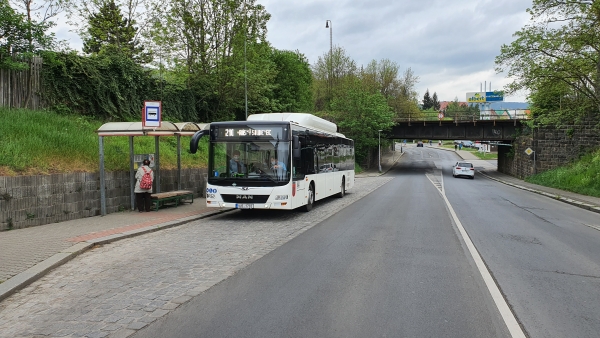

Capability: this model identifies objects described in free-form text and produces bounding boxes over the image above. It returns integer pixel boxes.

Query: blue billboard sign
[466,91,504,103]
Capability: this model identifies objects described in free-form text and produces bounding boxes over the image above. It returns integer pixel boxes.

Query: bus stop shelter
[96,122,209,216]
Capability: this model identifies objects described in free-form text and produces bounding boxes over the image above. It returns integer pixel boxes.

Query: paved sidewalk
[0,199,232,302]
[1,144,599,305]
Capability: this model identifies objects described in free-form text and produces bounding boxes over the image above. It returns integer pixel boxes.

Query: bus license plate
[236,203,254,209]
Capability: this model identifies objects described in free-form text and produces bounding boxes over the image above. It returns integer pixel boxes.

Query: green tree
[360,59,421,120]
[82,0,149,63]
[496,0,600,124]
[312,45,358,111]
[432,92,440,110]
[445,97,479,113]
[1,0,30,70]
[270,49,313,112]
[148,0,272,122]
[422,89,433,110]
[325,78,395,164]
[2,0,54,108]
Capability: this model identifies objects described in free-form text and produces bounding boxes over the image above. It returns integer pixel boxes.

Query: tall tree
[422,89,433,110]
[147,0,272,121]
[432,92,440,110]
[1,0,30,70]
[270,49,313,112]
[82,0,149,63]
[8,0,59,107]
[360,59,420,119]
[496,0,600,124]
[326,77,395,164]
[312,45,357,110]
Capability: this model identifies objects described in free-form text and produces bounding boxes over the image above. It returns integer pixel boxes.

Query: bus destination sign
[226,128,272,137]
[216,125,284,139]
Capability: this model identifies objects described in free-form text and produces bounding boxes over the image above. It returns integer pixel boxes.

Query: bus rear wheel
[303,183,314,212]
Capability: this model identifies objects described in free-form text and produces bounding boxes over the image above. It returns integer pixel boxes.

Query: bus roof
[247,113,340,135]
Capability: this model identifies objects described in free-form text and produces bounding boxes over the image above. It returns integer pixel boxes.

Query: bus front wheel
[303,183,314,212]
[337,177,345,198]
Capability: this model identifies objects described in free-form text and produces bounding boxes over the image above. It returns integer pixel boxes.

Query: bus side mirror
[293,135,301,158]
[190,130,208,154]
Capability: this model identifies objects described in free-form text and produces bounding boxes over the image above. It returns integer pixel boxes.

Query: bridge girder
[387,120,524,141]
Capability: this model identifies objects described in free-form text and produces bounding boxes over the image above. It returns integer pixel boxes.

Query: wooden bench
[150,190,194,211]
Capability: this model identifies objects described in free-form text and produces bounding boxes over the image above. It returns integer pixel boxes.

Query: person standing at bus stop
[135,159,154,212]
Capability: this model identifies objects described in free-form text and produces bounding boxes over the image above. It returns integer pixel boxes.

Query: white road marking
[427,172,527,338]
[584,223,600,232]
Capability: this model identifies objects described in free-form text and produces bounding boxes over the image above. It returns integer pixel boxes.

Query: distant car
[452,162,475,179]
[417,141,423,147]
[454,140,474,148]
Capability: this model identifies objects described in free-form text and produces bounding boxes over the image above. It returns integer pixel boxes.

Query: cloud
[260,0,532,101]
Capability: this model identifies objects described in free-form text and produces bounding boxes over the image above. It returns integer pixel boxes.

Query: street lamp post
[325,20,332,95]
[378,130,382,172]
[244,0,248,120]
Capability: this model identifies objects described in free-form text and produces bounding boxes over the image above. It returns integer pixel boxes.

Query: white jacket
[134,165,154,193]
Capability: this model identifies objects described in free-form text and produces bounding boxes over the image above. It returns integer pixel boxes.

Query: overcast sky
[51,0,532,103]
[258,0,532,103]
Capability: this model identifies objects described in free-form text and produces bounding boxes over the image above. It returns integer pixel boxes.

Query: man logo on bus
[236,195,253,200]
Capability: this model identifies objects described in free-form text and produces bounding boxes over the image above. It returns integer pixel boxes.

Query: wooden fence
[0,56,44,110]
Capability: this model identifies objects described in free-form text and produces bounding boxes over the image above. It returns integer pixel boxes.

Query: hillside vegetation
[525,149,600,198]
[0,108,208,176]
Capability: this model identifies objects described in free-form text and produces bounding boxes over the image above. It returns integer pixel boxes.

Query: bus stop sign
[143,101,162,127]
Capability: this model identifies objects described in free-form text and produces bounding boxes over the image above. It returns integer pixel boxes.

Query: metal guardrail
[395,111,530,123]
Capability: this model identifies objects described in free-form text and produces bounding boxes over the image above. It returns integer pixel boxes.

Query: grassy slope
[525,149,600,198]
[0,108,208,176]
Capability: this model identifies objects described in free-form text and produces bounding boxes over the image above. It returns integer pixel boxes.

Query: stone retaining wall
[498,116,600,179]
[0,168,207,231]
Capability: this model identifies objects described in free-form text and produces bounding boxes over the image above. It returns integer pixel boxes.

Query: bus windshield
[209,141,291,184]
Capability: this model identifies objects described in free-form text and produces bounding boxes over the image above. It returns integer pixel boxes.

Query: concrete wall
[498,116,600,179]
[0,168,208,231]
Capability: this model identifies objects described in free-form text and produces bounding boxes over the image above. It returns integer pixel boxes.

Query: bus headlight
[274,195,289,200]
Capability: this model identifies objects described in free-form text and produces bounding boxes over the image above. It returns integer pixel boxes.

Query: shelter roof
[96,122,208,136]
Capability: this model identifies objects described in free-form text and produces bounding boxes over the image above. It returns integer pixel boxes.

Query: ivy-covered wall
[40,51,200,122]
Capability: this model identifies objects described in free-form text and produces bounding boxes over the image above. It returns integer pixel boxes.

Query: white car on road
[452,162,475,179]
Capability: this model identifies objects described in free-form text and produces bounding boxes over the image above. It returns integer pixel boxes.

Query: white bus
[190,113,355,211]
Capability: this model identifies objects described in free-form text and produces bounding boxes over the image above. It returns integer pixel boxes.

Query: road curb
[0,208,234,303]
[478,171,600,215]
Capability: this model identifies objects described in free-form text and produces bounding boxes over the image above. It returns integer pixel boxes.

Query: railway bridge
[386,112,529,142]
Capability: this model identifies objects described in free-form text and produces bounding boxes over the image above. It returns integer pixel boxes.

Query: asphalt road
[133,147,514,338]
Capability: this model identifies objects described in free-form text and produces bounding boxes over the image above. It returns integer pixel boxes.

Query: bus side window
[302,148,315,174]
